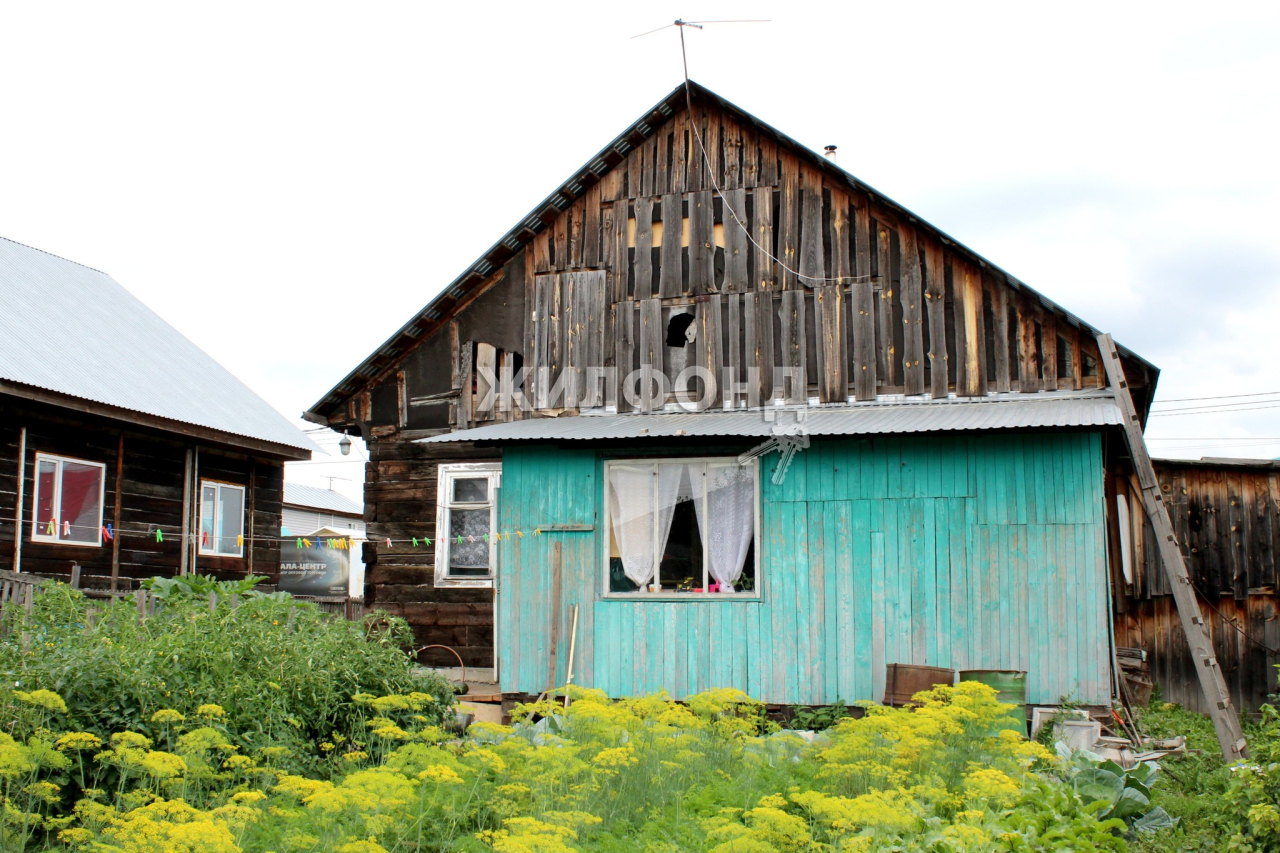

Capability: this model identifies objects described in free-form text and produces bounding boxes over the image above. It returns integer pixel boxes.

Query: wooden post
[547,541,562,691]
[1097,333,1248,761]
[70,563,81,589]
[13,427,25,573]
[111,434,124,590]
[179,448,193,578]
[135,588,147,622]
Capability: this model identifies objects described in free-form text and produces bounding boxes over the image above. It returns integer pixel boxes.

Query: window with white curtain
[434,463,501,587]
[199,481,245,557]
[31,453,106,546]
[603,457,758,597]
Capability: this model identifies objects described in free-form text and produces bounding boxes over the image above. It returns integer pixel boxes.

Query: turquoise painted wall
[496,431,1110,705]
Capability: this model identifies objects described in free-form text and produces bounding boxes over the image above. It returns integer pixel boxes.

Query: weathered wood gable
[310,82,1156,437]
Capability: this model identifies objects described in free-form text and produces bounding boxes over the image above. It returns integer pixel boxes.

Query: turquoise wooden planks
[498,432,1109,706]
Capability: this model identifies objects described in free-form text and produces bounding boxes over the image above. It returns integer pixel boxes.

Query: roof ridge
[0,235,109,276]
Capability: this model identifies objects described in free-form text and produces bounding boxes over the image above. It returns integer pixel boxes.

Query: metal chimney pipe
[823,145,838,162]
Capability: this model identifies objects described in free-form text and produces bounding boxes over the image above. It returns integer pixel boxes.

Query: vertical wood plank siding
[498,431,1110,705]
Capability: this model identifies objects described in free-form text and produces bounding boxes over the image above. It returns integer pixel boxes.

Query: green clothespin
[412,537,419,547]
[456,535,463,544]
[155,528,163,543]
[46,519,55,536]
[424,537,432,546]
[296,538,303,548]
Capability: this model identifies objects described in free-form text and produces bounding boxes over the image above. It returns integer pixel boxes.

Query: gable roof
[283,483,363,515]
[306,80,1157,422]
[0,237,314,457]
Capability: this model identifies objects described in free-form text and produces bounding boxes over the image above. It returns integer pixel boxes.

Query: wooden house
[0,237,313,590]
[1119,457,1280,712]
[306,82,1167,708]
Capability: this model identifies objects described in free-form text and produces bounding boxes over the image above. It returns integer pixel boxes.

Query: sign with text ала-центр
[280,541,349,597]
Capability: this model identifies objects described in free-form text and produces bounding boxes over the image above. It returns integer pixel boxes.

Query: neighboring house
[1118,457,1280,712]
[306,81,1166,708]
[0,237,313,588]
[282,483,366,539]
[281,482,367,600]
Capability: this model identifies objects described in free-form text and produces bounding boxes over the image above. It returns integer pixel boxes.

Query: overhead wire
[675,22,872,288]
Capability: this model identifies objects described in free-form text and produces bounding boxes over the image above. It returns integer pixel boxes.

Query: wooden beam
[924,238,947,398]
[12,427,24,573]
[898,222,925,395]
[852,200,876,400]
[111,434,123,587]
[1098,332,1248,762]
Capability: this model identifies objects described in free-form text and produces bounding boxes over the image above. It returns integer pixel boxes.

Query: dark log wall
[1114,460,1280,711]
[361,437,498,667]
[0,397,286,587]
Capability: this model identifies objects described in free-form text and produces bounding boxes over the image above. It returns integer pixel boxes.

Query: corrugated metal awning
[417,391,1122,444]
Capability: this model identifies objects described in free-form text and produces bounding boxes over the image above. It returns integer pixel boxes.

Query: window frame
[434,462,501,588]
[601,456,762,601]
[30,452,107,547]
[198,480,246,558]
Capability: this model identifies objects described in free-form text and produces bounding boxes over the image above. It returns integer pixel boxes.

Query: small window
[199,481,245,557]
[32,453,105,546]
[435,463,501,587]
[604,458,758,598]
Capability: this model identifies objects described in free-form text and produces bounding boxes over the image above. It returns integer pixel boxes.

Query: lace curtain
[607,463,684,587]
[690,463,755,591]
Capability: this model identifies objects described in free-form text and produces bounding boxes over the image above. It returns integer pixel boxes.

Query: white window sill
[600,592,762,602]
[198,550,243,559]
[30,535,101,548]
[434,576,493,589]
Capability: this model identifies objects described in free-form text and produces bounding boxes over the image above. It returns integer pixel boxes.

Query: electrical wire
[1152,390,1280,404]
[676,23,873,288]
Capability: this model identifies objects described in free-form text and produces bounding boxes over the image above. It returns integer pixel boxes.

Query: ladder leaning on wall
[1097,333,1248,762]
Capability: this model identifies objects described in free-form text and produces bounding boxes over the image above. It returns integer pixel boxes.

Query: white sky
[2,2,1278,500]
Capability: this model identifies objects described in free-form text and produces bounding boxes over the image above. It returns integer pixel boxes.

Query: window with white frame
[199,481,245,557]
[435,463,501,586]
[32,453,106,546]
[604,457,758,597]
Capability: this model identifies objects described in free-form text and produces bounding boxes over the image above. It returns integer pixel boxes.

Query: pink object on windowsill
[708,582,720,593]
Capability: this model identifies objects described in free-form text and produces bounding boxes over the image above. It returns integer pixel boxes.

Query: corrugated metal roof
[0,237,314,454]
[417,391,1122,444]
[283,483,363,515]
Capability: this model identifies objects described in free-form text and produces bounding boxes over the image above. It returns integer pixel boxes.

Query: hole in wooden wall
[666,312,696,347]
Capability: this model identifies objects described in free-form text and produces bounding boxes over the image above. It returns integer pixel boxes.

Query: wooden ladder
[1097,333,1248,762]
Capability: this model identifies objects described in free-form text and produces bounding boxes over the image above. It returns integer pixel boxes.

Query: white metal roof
[0,237,313,454]
[417,390,1123,444]
[283,483,363,515]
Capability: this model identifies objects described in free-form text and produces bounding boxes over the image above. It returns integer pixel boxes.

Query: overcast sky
[2,2,1277,496]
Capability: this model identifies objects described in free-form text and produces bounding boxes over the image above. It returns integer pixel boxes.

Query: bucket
[958,670,1028,705]
[883,664,956,707]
